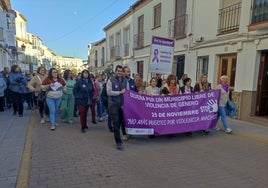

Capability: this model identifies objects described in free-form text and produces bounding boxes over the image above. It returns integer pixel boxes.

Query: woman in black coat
[73,70,94,133]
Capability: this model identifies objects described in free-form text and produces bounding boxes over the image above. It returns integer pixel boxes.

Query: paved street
[0,107,268,188]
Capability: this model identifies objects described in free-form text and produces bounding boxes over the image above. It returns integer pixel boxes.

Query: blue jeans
[46,97,62,125]
[218,106,229,129]
[97,100,103,118]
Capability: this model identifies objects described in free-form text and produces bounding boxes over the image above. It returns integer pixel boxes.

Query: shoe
[225,128,232,134]
[186,132,193,136]
[44,116,50,122]
[148,135,155,139]
[85,125,88,129]
[92,120,97,124]
[81,128,86,133]
[116,142,124,150]
[202,130,210,134]
[40,118,45,124]
[109,127,114,132]
[61,119,67,123]
[122,135,128,141]
[214,127,220,131]
[98,117,103,122]
[50,125,56,131]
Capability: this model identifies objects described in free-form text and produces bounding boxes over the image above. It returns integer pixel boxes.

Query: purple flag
[123,90,220,135]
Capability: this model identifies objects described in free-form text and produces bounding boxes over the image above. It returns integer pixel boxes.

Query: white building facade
[0,0,16,71]
[54,56,84,75]
[101,0,268,125]
[88,38,106,75]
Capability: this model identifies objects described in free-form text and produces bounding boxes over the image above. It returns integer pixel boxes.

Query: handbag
[226,100,236,118]
[37,91,46,102]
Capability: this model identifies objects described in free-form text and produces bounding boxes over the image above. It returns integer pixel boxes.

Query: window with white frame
[123,26,130,56]
[154,3,161,28]
[196,56,209,81]
[0,28,4,41]
[115,32,121,57]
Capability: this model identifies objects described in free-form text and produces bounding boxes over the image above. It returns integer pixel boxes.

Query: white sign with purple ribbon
[149,36,175,74]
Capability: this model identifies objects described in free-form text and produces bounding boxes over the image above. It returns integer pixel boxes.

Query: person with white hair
[216,75,232,134]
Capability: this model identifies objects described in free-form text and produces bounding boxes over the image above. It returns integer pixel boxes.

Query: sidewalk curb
[16,111,35,188]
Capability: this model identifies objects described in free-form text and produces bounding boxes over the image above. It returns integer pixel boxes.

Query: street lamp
[21,43,26,52]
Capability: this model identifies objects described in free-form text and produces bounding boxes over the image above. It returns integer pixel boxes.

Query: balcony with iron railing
[133,32,144,49]
[110,45,121,60]
[249,0,268,31]
[218,2,241,34]
[124,43,129,56]
[94,59,98,68]
[101,58,105,67]
[168,14,187,39]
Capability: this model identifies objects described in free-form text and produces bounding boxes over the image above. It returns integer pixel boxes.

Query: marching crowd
[0,64,234,150]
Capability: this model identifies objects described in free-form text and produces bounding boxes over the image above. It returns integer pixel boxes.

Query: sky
[11,0,136,60]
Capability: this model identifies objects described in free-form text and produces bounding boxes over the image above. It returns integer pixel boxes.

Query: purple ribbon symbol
[152,49,159,62]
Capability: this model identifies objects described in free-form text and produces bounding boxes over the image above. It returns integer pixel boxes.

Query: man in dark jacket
[107,65,127,150]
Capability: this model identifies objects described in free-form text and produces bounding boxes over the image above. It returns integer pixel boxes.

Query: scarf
[221,83,229,92]
[169,85,178,95]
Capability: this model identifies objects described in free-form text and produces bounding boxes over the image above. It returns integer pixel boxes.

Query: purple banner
[123,90,220,135]
[152,36,175,47]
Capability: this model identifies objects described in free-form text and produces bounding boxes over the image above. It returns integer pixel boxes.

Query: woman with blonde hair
[194,74,211,92]
[134,74,145,94]
[216,75,232,134]
[28,66,49,123]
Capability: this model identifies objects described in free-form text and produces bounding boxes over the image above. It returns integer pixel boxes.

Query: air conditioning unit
[195,37,204,42]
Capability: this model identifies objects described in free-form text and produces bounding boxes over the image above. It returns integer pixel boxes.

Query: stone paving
[0,107,268,188]
[0,108,31,188]
[28,110,268,188]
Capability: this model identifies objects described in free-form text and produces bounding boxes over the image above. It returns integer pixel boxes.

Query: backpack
[101,82,108,107]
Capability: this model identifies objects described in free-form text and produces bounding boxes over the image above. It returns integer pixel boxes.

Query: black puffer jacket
[73,78,94,106]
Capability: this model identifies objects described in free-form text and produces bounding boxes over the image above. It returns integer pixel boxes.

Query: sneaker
[225,128,232,134]
[213,127,220,131]
[202,130,210,134]
[44,116,50,122]
[50,125,56,131]
[185,132,193,136]
[92,120,97,124]
[116,142,124,150]
[98,117,103,122]
[122,135,128,141]
[109,127,114,132]
[40,118,45,124]
[61,119,67,123]
[81,128,86,133]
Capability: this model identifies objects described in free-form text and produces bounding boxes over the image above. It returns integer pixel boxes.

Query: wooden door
[256,51,268,116]
[218,54,237,91]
